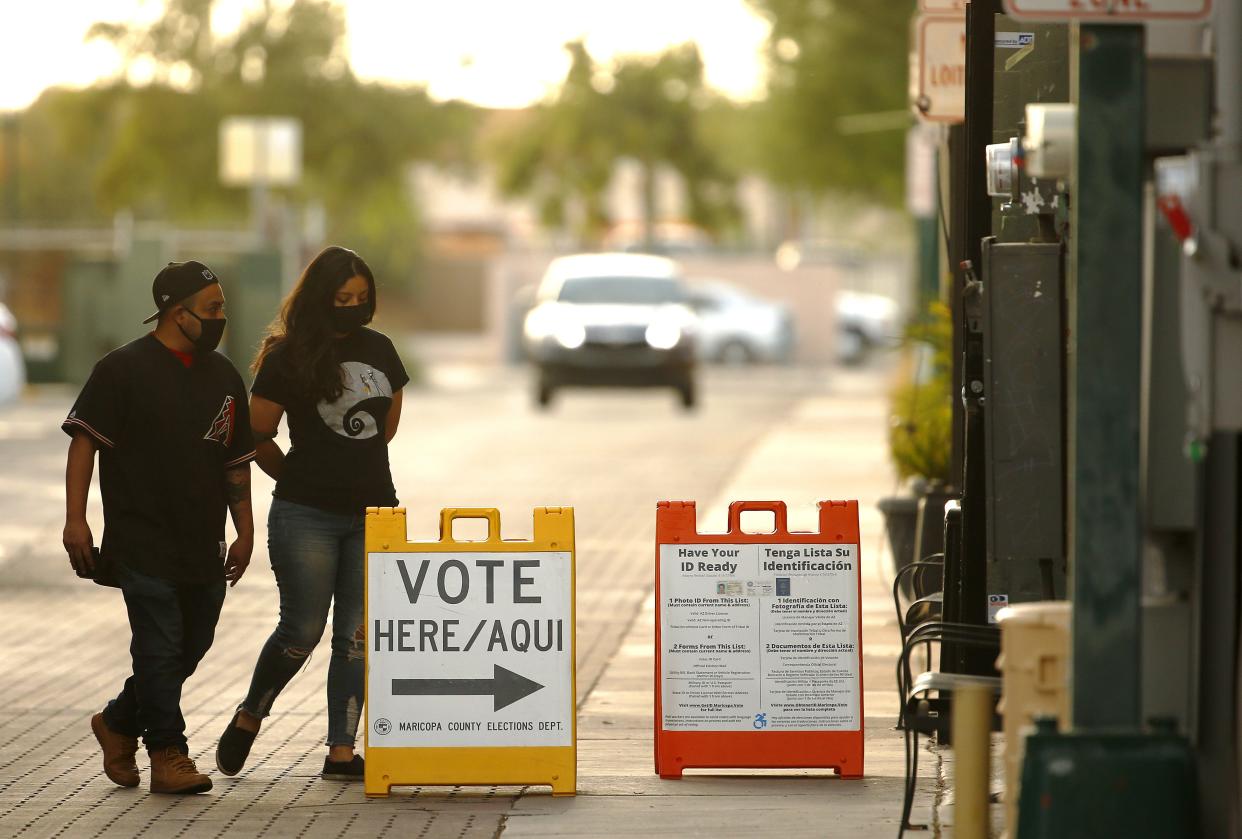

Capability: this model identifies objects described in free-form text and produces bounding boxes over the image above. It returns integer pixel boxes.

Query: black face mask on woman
[179,310,227,354]
[331,304,370,335]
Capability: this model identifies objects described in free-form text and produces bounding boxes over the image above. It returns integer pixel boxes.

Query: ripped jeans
[240,498,366,746]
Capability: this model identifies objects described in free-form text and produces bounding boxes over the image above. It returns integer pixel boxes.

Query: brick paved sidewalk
[500,379,944,838]
[0,368,835,838]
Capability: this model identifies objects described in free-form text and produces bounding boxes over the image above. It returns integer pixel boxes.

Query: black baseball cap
[142,261,220,324]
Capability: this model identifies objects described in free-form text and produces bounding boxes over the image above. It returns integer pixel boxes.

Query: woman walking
[215,246,408,780]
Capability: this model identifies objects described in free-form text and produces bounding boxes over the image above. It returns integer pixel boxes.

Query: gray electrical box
[982,237,1066,604]
[1142,190,1197,532]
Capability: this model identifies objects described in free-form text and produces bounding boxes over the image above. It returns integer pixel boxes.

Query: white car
[0,303,25,406]
[686,281,794,365]
[835,290,901,365]
[522,253,699,409]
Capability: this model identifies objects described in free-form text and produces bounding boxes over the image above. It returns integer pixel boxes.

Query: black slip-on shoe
[215,710,258,777]
[321,754,364,781]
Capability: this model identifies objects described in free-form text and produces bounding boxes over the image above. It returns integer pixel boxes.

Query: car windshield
[557,276,684,305]
[692,286,747,306]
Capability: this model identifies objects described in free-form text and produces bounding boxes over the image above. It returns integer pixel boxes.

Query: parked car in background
[686,280,795,365]
[835,290,902,365]
[774,238,867,273]
[602,221,714,257]
[523,253,699,409]
[0,303,26,406]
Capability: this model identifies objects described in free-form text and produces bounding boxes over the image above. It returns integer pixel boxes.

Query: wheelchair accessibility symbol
[753,713,768,730]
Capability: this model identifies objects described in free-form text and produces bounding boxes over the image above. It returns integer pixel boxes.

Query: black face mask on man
[178,309,227,354]
[331,304,370,335]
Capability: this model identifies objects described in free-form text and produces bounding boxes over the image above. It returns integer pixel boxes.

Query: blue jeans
[240,498,366,746]
[104,563,226,753]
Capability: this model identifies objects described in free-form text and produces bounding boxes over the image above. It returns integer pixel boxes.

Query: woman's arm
[250,394,287,481]
[385,389,404,443]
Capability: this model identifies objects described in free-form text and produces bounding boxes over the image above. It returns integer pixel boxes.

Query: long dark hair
[253,246,377,403]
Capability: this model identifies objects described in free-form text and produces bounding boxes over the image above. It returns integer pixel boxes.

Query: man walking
[62,261,256,794]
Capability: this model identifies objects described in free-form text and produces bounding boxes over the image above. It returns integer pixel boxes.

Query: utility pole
[1067,22,1145,729]
[955,0,998,669]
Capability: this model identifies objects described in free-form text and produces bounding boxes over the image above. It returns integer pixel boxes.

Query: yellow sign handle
[438,508,503,545]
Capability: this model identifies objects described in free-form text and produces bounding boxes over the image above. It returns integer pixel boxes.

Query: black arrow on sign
[392,664,545,711]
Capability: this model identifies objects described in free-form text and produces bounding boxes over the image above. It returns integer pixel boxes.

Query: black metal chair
[893,499,1011,836]
[897,622,1002,837]
[892,555,945,638]
[904,592,943,628]
[893,555,944,724]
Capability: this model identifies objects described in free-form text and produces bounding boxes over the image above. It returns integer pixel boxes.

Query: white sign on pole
[906,124,940,219]
[659,543,860,732]
[1003,0,1211,21]
[218,116,302,187]
[368,551,574,748]
[914,15,967,125]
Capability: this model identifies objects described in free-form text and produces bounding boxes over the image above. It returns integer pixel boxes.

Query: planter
[878,495,919,597]
[881,484,957,602]
[915,485,956,571]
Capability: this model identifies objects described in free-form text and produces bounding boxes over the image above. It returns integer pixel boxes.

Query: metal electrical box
[982,237,1066,605]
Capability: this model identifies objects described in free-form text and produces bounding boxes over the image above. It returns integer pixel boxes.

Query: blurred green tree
[489,42,616,246]
[747,0,915,205]
[6,0,478,287]
[6,84,127,223]
[607,44,740,246]
[489,41,738,248]
[889,300,953,484]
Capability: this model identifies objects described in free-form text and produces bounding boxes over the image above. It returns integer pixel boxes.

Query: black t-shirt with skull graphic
[252,327,409,515]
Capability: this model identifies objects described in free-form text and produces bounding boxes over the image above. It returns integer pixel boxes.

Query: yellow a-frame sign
[364,507,576,797]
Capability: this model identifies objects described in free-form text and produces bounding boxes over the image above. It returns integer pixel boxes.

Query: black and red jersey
[62,334,256,583]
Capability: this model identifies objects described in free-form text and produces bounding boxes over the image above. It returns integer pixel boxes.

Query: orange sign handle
[726,500,789,535]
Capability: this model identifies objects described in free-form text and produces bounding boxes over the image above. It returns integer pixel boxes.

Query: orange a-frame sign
[654,500,864,779]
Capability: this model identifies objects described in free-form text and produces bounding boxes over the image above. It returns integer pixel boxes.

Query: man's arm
[63,432,97,576]
[223,463,254,587]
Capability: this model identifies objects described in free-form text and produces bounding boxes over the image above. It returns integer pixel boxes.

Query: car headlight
[524,305,555,341]
[555,321,586,349]
[645,321,682,350]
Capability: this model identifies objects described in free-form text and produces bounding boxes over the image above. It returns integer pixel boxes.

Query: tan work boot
[149,746,212,794]
[90,713,139,788]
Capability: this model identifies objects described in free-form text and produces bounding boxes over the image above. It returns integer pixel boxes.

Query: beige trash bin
[995,601,1071,837]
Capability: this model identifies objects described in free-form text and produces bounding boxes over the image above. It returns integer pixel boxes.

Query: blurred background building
[0,0,918,392]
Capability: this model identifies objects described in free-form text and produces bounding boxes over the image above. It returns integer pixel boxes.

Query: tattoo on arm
[224,465,251,506]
